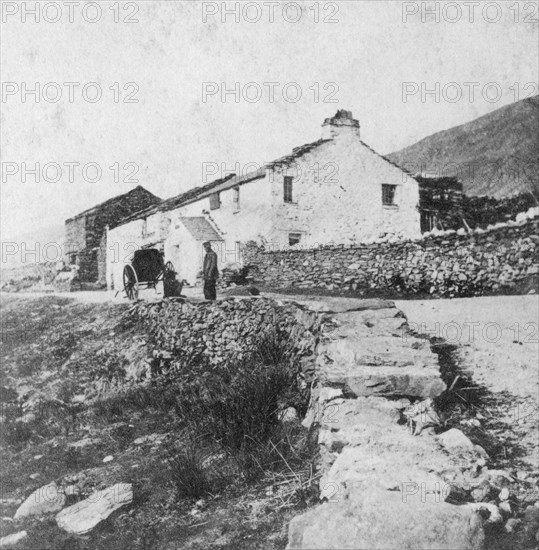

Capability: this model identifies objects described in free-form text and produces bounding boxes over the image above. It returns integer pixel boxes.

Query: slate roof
[66,185,161,223]
[115,139,332,228]
[113,134,418,230]
[179,217,223,242]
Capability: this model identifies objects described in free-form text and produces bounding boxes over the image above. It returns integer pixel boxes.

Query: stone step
[320,364,446,398]
[319,335,436,369]
[287,488,491,550]
[328,308,408,338]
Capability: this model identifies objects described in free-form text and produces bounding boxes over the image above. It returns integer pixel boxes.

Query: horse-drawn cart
[122,248,176,300]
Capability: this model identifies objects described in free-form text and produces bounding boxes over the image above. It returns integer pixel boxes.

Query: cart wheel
[123,265,139,301]
[164,261,175,277]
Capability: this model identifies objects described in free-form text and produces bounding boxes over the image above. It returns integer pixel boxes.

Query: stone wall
[245,216,539,298]
[130,296,324,383]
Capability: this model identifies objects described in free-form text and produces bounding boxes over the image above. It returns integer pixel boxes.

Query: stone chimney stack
[321,110,360,140]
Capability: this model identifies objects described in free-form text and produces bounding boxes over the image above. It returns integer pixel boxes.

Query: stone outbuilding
[65,186,160,284]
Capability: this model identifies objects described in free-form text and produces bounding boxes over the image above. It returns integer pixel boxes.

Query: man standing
[202,241,219,300]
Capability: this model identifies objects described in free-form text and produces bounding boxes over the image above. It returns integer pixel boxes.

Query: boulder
[56,483,132,535]
[437,429,475,452]
[287,489,488,549]
[14,482,66,519]
[0,531,28,548]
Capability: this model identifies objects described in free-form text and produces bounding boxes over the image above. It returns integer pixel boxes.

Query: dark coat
[203,250,219,280]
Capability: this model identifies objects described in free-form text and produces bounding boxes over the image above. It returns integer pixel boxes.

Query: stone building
[107,111,422,289]
[65,186,160,283]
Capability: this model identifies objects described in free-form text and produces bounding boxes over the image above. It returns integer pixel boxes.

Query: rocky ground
[0,294,317,549]
[1,292,537,549]
[287,295,539,549]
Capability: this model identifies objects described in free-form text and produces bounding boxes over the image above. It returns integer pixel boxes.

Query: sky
[1,0,538,240]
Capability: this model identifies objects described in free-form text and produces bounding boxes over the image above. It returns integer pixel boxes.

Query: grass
[0,296,318,549]
[165,437,216,499]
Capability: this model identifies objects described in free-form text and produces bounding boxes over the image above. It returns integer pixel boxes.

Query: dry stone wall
[246,217,538,297]
[130,297,324,383]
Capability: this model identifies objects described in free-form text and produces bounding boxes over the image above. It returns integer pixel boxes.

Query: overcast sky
[1,0,538,240]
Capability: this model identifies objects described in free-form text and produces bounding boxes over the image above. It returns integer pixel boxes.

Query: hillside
[388,96,539,198]
[1,225,65,270]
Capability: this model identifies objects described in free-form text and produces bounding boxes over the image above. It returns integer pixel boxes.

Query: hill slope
[1,224,65,267]
[387,96,539,198]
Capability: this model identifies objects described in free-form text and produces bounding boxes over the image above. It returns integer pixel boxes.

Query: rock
[132,433,167,446]
[29,473,40,480]
[287,489,488,549]
[56,483,133,535]
[68,437,100,449]
[279,407,299,423]
[14,482,66,519]
[504,518,521,533]
[499,501,512,516]
[102,455,114,463]
[499,487,510,501]
[0,531,28,548]
[437,429,475,452]
[486,470,514,488]
[471,480,499,502]
[467,502,503,525]
[403,398,441,435]
[473,445,489,459]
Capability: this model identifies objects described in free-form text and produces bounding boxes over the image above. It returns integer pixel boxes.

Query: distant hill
[387,96,539,198]
[1,224,65,270]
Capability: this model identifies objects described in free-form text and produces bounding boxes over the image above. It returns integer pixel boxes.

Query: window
[284,176,293,203]
[382,184,397,206]
[289,233,302,246]
[233,187,240,211]
[210,192,221,210]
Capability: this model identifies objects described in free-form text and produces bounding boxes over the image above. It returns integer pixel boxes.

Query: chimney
[321,109,360,140]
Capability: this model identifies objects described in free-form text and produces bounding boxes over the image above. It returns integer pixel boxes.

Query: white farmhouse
[106,110,420,289]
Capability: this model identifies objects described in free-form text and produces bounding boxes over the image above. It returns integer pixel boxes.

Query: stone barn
[107,111,422,289]
[65,186,161,284]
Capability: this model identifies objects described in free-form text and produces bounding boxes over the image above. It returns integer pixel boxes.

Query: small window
[233,187,240,211]
[284,176,293,203]
[382,184,397,206]
[289,233,302,246]
[210,192,221,210]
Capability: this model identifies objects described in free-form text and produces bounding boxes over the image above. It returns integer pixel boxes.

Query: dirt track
[397,294,539,469]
